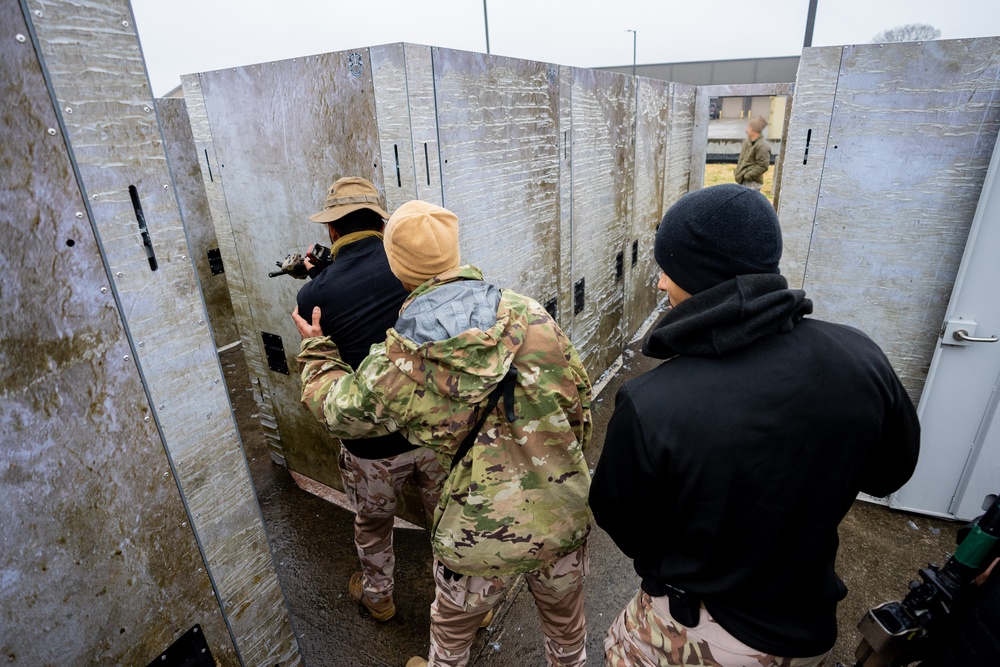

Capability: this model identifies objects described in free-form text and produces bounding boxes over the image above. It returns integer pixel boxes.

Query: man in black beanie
[590,184,920,666]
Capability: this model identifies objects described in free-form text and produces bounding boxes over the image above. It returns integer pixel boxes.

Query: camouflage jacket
[298,265,593,575]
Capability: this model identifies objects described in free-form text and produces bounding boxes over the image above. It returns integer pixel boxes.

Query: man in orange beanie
[295,200,594,667]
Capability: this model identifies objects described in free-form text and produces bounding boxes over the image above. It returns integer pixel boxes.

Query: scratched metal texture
[157,97,240,349]
[433,48,560,307]
[21,0,300,664]
[775,47,841,288]
[557,66,574,333]
[402,44,444,206]
[568,67,633,376]
[180,73,287,465]
[194,49,430,526]
[801,38,1000,399]
[196,50,383,493]
[0,4,232,662]
[665,83,696,209]
[625,77,672,338]
[371,43,419,212]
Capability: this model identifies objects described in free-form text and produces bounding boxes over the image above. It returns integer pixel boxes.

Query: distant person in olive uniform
[734,116,770,191]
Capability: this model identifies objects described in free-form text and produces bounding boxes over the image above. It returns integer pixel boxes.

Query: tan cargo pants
[605,590,831,667]
[337,446,447,598]
[426,545,589,667]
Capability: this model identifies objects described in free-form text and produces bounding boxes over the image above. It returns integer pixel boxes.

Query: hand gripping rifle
[850,493,1000,667]
[268,244,333,278]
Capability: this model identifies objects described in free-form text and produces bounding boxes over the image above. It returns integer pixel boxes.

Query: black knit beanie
[654,184,782,295]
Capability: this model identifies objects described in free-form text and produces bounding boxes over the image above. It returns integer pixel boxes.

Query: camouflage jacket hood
[298,265,594,576]
[389,266,511,402]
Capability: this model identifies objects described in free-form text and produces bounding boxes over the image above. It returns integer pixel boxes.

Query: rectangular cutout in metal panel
[631,239,638,267]
[261,332,289,375]
[615,251,624,283]
[145,624,214,667]
[544,297,557,321]
[574,278,585,315]
[206,248,224,275]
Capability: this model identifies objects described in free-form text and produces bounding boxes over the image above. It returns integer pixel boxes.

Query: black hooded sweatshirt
[590,274,920,657]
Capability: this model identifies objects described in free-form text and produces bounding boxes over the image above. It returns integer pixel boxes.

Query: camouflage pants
[337,446,447,598]
[605,590,831,667]
[427,546,589,667]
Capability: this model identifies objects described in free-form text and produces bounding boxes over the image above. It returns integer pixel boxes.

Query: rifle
[850,494,1000,667]
[268,244,333,278]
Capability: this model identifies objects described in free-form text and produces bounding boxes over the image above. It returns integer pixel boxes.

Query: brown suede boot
[348,571,396,621]
[404,658,427,667]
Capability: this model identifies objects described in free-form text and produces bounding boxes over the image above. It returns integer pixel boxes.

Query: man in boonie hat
[295,200,594,667]
[296,177,447,623]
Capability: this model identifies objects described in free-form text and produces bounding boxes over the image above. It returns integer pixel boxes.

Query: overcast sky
[131,0,1000,97]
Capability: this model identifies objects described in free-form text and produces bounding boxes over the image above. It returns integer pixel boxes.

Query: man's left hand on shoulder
[293,306,324,339]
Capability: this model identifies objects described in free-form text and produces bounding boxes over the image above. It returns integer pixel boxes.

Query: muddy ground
[221,327,960,667]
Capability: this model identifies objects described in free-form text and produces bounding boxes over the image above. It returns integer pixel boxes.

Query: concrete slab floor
[222,317,960,667]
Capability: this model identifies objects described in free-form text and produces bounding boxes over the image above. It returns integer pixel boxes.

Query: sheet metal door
[892,138,1000,521]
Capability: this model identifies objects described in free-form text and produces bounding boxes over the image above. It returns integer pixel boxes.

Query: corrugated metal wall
[0,0,299,663]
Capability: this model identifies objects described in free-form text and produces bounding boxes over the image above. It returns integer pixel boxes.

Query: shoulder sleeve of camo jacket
[297,336,411,440]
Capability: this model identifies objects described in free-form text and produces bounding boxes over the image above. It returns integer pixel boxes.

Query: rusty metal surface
[22,0,299,663]
[157,97,240,349]
[434,48,560,305]
[802,38,1000,398]
[0,0,233,663]
[626,77,672,337]
[775,47,842,288]
[569,67,633,376]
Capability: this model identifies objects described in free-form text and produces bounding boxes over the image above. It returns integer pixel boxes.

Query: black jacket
[297,235,414,459]
[590,274,920,657]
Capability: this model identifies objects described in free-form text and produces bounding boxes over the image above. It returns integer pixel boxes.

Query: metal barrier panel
[626,77,672,338]
[188,49,430,524]
[402,44,445,206]
[569,67,633,376]
[797,38,1000,398]
[557,65,574,333]
[371,43,419,211]
[665,83,697,210]
[433,48,561,307]
[157,97,240,350]
[3,0,298,664]
[194,50,383,489]
[775,46,841,288]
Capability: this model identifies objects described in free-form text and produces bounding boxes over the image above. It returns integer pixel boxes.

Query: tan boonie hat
[308,176,390,224]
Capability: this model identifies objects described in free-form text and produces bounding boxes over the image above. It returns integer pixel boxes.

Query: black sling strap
[449,366,518,472]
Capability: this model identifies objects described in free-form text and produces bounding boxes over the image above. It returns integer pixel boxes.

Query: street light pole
[626,29,636,78]
[483,0,491,54]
